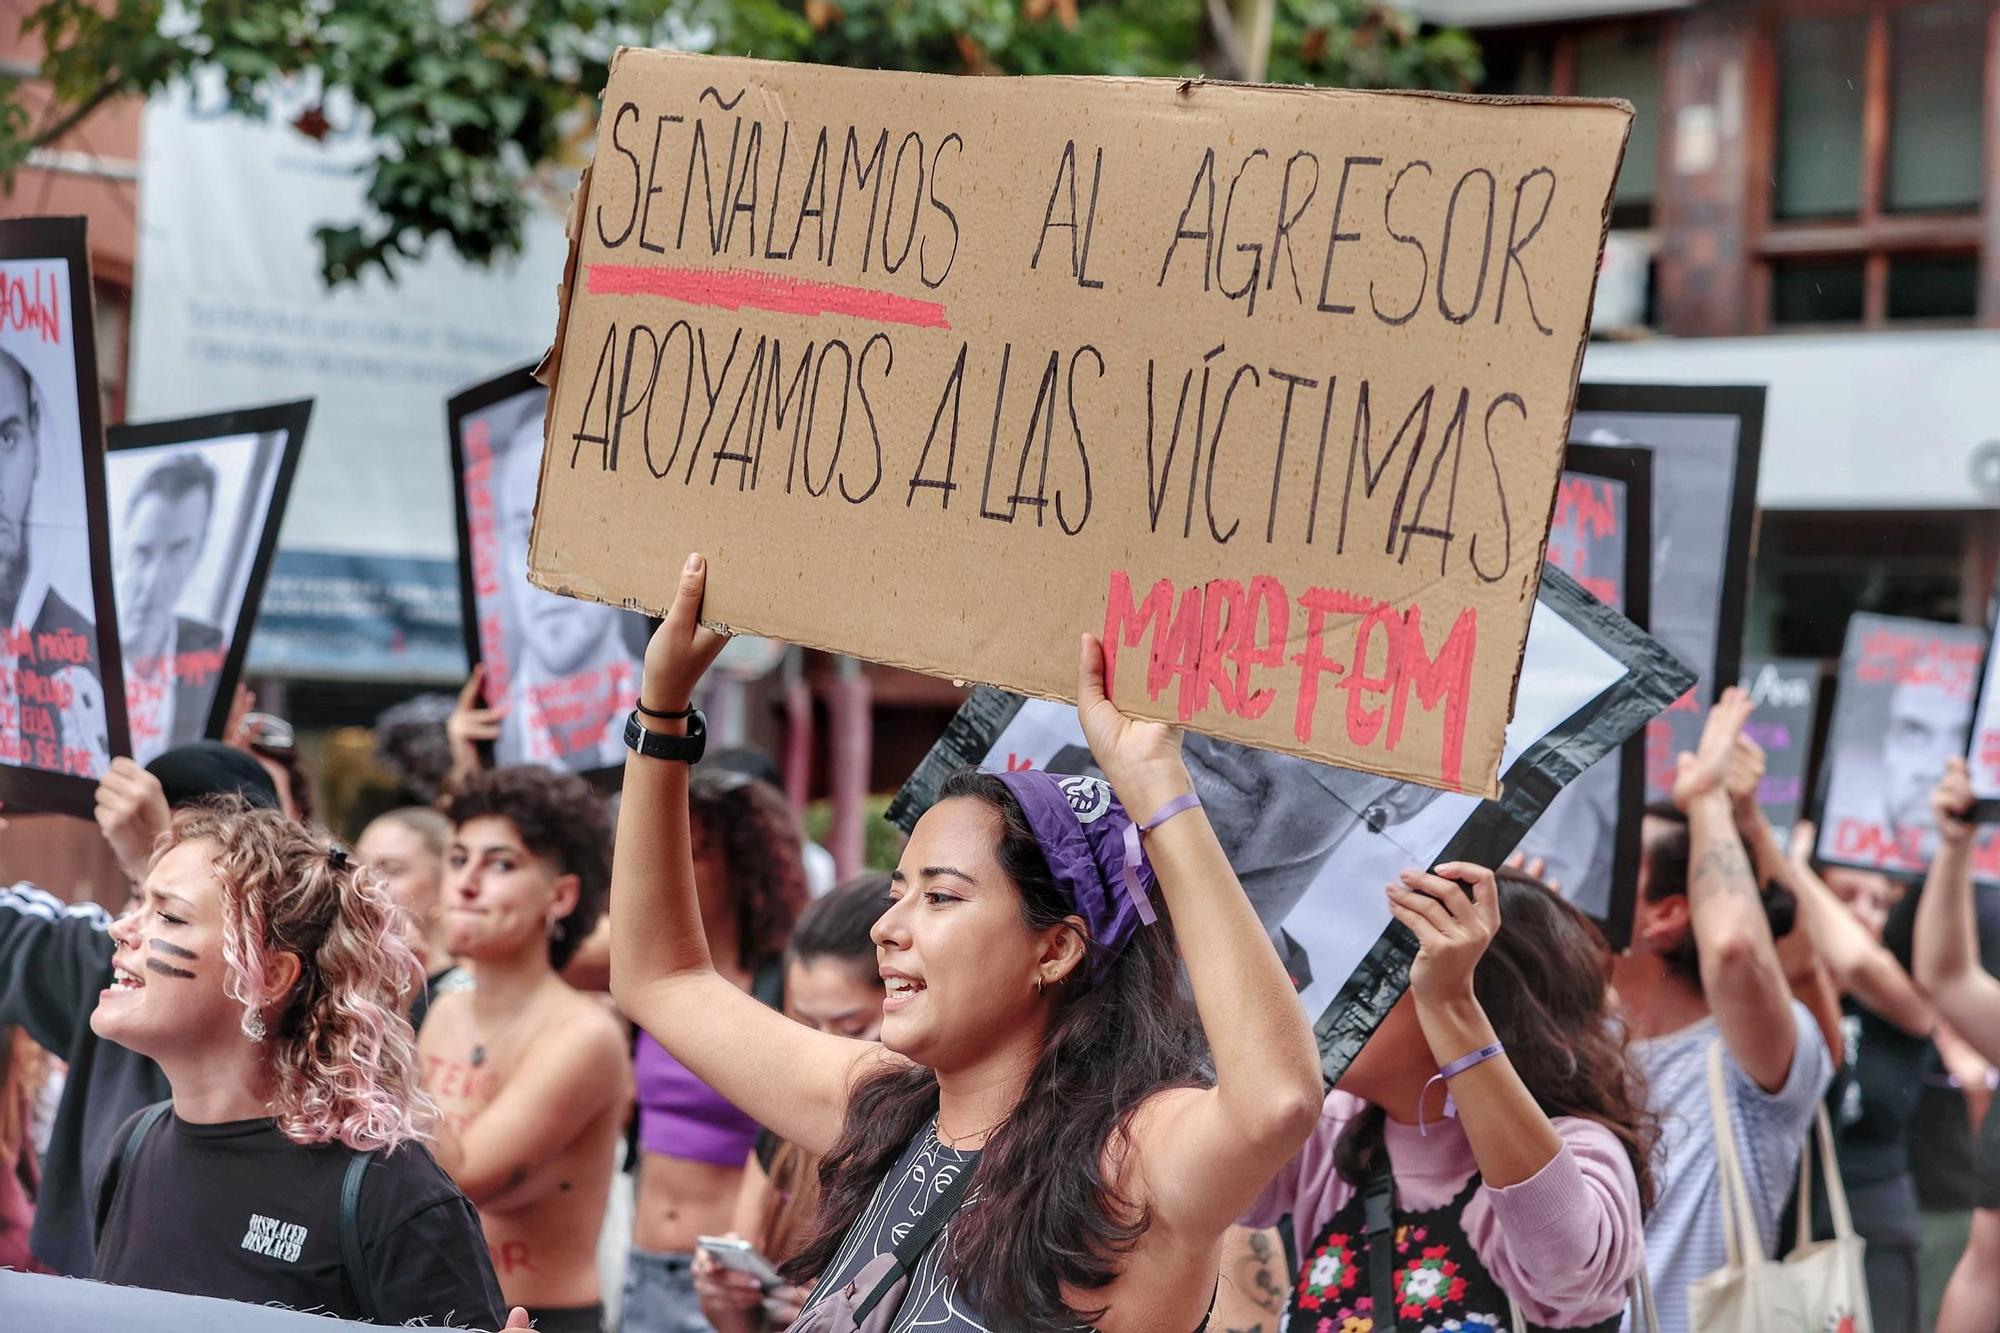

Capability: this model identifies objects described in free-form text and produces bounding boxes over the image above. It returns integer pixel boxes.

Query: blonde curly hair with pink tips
[161,799,434,1152]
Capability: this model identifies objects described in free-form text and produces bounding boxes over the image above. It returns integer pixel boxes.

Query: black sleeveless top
[797,1121,1212,1332]
[1288,1168,1621,1333]
[795,1124,992,1332]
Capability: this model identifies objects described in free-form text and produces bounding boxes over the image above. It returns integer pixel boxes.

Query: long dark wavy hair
[782,768,1209,1328]
[1336,867,1661,1211]
[689,770,811,970]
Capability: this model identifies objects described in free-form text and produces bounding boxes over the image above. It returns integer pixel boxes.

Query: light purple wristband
[1117,791,1203,927]
[1419,1040,1505,1137]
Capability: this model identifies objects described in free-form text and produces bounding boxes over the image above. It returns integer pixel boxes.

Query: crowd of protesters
[0,557,1996,1333]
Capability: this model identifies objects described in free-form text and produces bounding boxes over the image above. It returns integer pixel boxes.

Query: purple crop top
[634,1032,763,1166]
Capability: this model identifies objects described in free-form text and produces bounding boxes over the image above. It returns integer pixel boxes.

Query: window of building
[1887,1,1987,213]
[1887,253,1982,318]
[1749,511,1974,660]
[1759,0,1989,329]
[1774,17,1868,219]
[1772,256,1868,323]
[1479,21,1663,227]
[1574,25,1664,228]
[1480,35,1556,96]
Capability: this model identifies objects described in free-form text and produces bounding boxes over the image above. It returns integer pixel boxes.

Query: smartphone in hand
[697,1235,783,1291]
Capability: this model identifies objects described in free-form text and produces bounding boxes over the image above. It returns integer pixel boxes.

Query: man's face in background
[1180,732,1441,931]
[1883,676,1964,835]
[498,418,617,678]
[0,354,40,592]
[117,484,211,656]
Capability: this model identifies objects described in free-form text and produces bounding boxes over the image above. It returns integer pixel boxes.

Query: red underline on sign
[586,264,952,330]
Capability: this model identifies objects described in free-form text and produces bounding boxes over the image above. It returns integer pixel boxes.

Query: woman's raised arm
[609,555,893,1156]
[1914,760,2000,1064]
[1075,632,1323,1242]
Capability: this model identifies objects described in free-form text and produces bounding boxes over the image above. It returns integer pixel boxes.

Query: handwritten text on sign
[532,53,1630,793]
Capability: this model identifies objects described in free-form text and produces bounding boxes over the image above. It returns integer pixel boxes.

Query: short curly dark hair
[444,766,611,970]
[690,770,809,970]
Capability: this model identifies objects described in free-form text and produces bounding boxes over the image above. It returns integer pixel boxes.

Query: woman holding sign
[610,555,1322,1332]
[1914,760,2000,1333]
[1247,865,1654,1332]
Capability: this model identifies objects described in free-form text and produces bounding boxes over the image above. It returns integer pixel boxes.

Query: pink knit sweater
[1242,1092,1646,1328]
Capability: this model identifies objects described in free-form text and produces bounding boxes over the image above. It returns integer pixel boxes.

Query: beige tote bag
[1686,1040,1871,1333]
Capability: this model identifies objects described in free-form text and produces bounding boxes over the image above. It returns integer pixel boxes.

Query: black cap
[709,746,783,788]
[146,741,282,812]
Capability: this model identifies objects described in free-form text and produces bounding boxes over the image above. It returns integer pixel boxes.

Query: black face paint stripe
[151,939,198,960]
[144,957,196,981]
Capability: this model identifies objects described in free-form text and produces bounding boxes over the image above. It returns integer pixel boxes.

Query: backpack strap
[1362,1152,1399,1333]
[750,956,786,1010]
[851,1153,978,1323]
[339,1150,380,1323]
[95,1100,173,1244]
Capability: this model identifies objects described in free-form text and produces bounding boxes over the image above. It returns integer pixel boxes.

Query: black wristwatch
[624,708,707,763]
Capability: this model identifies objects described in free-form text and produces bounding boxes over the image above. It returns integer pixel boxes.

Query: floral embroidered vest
[1287,1173,1622,1333]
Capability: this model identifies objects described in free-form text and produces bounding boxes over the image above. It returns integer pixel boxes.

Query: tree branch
[28,81,121,152]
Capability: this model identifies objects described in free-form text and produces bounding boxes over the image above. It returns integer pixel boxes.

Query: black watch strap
[624,708,707,763]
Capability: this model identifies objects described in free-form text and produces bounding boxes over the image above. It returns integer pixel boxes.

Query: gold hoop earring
[1033,975,1045,997]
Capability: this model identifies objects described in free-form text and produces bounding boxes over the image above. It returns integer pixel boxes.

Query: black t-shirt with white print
[95,1111,505,1329]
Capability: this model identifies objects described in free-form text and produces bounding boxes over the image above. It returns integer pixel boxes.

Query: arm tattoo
[1250,1232,1284,1311]
[1227,1229,1285,1317]
[1691,842,1756,900]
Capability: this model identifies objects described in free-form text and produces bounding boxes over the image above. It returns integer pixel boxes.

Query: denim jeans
[620,1250,716,1333]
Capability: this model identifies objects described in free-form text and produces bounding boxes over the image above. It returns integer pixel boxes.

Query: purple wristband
[1116,791,1203,928]
[1418,1041,1505,1137]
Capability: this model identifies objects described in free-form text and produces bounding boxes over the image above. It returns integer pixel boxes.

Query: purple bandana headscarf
[994,769,1160,985]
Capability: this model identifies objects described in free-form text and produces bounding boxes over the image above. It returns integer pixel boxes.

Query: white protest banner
[0,217,130,815]
[0,1269,388,1333]
[530,52,1632,796]
[888,565,1693,1082]
[131,73,571,683]
[107,402,311,764]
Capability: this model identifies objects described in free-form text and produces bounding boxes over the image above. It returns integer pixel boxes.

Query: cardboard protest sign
[530,51,1633,797]
[1572,383,1765,802]
[1816,613,2000,878]
[888,565,1693,1084]
[0,217,130,816]
[1742,657,1821,838]
[450,366,651,777]
[106,401,310,765]
[1511,443,1652,947]
[0,1269,385,1333]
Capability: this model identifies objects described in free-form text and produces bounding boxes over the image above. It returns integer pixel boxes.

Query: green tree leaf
[3,0,1479,286]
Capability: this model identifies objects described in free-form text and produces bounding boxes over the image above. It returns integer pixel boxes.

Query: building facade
[1420,0,2000,658]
